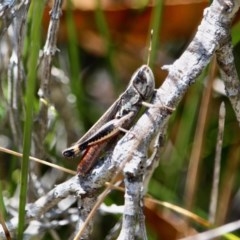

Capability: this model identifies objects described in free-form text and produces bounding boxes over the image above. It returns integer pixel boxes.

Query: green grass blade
[148,0,163,67]
[0,181,6,217]
[95,0,117,86]
[231,21,240,45]
[65,3,90,129]
[17,1,44,239]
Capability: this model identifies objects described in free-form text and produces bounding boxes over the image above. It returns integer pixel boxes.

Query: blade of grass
[179,219,240,240]
[0,146,76,175]
[216,144,240,226]
[231,21,240,45]
[0,180,6,218]
[65,3,89,129]
[184,58,216,211]
[95,0,118,87]
[148,0,164,67]
[17,1,44,239]
[157,73,204,196]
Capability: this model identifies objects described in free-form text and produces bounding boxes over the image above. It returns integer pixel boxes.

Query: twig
[209,102,226,224]
[0,0,23,38]
[216,41,240,124]
[0,146,76,175]
[143,130,165,194]
[109,0,240,238]
[34,0,63,157]
[73,138,140,239]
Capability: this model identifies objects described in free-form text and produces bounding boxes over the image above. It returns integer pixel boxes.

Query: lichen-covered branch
[216,41,240,123]
[110,0,240,239]
[34,0,63,157]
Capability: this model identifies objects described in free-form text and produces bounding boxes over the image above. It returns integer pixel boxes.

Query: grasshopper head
[131,65,155,100]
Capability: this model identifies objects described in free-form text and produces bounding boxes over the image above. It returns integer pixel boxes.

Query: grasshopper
[62,65,155,175]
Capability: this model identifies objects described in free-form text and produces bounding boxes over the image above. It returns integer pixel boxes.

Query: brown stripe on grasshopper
[62,112,133,159]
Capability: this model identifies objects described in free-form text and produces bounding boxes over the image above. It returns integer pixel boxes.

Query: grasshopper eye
[132,65,155,100]
[136,68,147,82]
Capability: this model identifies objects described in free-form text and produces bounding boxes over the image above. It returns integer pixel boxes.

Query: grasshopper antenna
[147,29,153,66]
